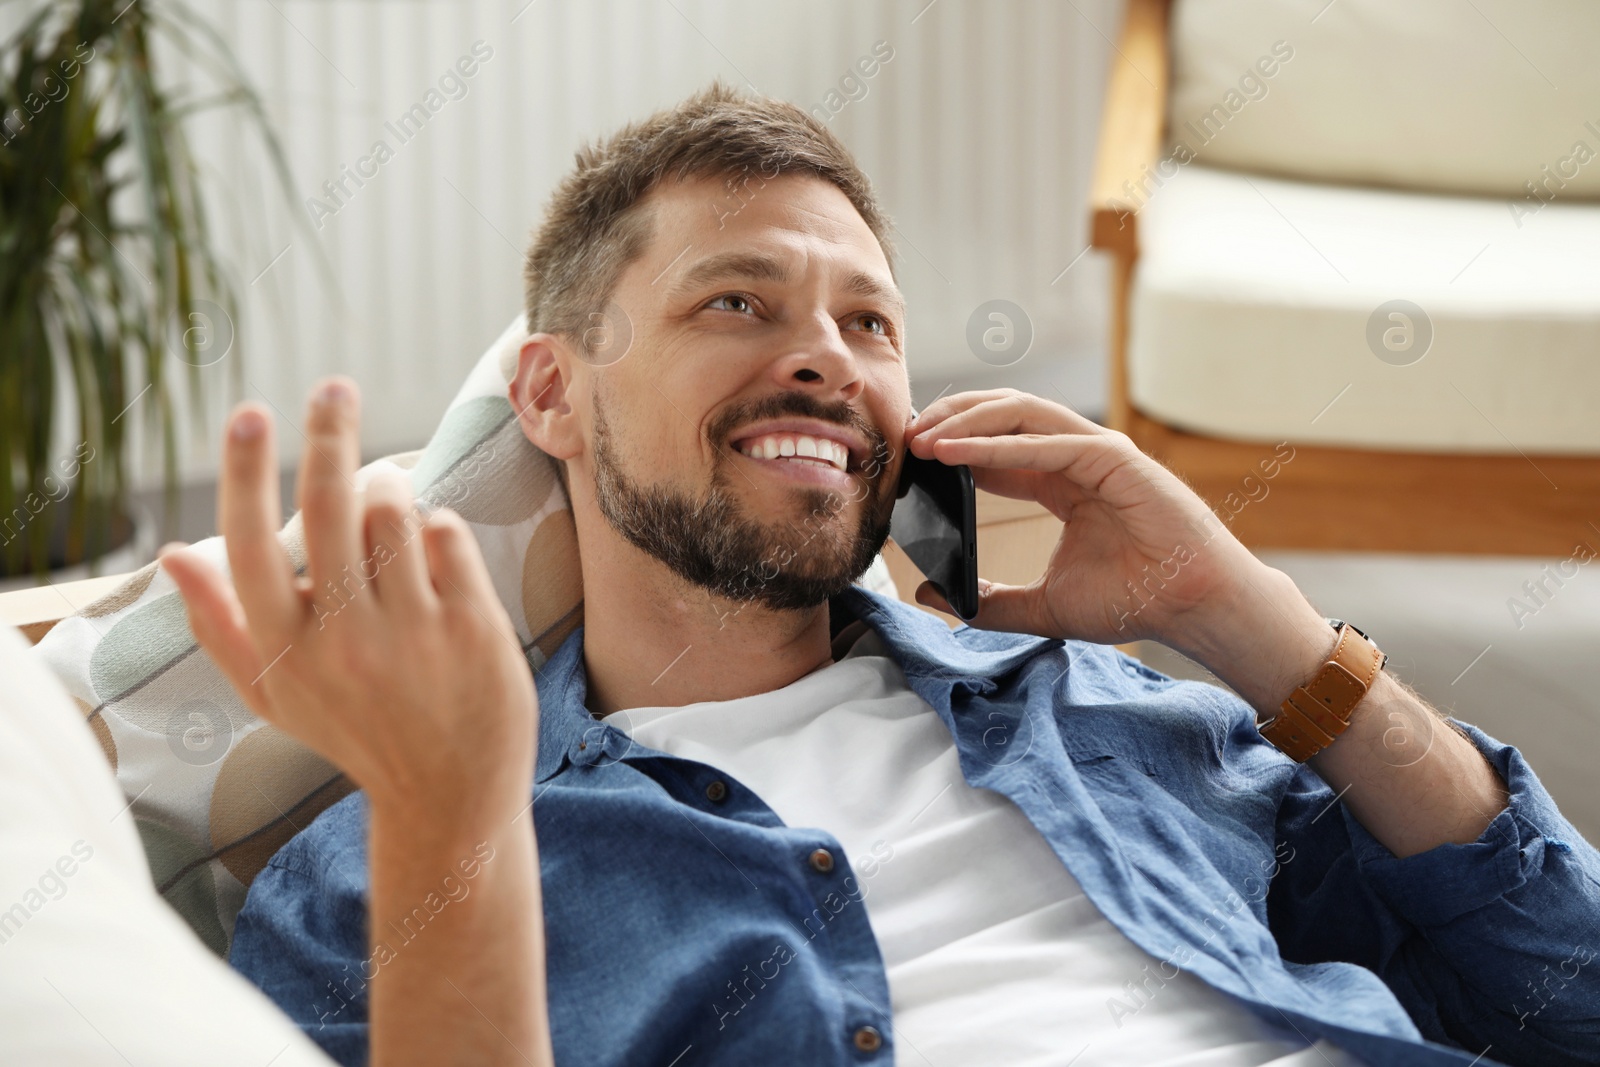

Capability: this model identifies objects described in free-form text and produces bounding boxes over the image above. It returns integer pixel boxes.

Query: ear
[509,333,585,461]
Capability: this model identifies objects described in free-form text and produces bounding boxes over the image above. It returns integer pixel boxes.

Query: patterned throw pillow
[33,317,899,956]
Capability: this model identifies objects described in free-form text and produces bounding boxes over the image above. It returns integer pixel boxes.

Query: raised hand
[158,378,537,822]
[160,378,552,1066]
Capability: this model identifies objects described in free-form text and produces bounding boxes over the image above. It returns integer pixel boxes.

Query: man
[162,84,1600,1066]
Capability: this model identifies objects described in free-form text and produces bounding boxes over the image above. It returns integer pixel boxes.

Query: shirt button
[853,1025,883,1052]
[809,847,835,874]
[705,779,728,803]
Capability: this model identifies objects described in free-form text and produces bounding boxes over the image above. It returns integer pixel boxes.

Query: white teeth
[736,433,851,472]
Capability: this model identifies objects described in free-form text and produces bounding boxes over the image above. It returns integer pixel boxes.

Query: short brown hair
[522,81,895,351]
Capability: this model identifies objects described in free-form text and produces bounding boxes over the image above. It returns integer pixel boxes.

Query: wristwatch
[1258,618,1387,762]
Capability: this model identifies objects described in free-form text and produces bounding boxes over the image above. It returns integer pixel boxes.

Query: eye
[845,312,889,336]
[705,293,757,315]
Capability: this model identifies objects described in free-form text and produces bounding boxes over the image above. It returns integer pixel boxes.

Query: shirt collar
[532,586,1064,782]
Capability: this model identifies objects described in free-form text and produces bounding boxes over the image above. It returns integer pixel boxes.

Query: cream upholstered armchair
[1091,0,1600,555]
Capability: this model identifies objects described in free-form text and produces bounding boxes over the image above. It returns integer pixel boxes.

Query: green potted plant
[0,0,297,581]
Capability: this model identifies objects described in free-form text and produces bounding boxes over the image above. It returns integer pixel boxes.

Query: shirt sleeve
[228,813,374,1067]
[1269,718,1600,1066]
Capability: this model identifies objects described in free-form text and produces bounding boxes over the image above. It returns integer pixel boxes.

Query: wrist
[365,747,534,835]
[366,780,524,870]
[368,804,535,946]
[1166,564,1335,717]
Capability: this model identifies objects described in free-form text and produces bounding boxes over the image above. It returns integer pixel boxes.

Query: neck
[574,514,836,717]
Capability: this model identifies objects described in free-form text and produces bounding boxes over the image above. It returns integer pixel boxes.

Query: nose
[765,312,865,403]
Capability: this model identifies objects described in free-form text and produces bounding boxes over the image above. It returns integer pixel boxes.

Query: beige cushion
[0,624,334,1065]
[1169,0,1600,200]
[1129,165,1600,453]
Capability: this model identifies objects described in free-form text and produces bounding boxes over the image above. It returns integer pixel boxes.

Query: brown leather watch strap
[1260,622,1386,762]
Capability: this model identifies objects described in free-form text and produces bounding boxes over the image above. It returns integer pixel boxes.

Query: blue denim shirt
[231,587,1600,1067]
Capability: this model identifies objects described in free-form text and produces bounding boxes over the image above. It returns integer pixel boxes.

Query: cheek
[645,347,768,472]
[875,381,915,460]
[617,392,717,481]
[627,409,699,473]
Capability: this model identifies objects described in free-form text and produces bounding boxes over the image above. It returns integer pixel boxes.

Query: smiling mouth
[734,432,850,473]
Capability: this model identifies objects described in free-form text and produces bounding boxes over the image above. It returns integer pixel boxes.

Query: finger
[929,432,1127,479]
[363,471,433,614]
[967,465,1048,501]
[910,394,1098,457]
[915,577,1059,640]
[421,509,507,629]
[969,578,1066,638]
[159,544,271,717]
[967,464,1092,513]
[912,579,959,616]
[907,389,1016,438]
[299,378,366,597]
[217,403,300,648]
[908,389,1102,442]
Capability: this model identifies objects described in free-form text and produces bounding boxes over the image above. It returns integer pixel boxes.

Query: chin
[728,524,891,612]
[593,432,891,612]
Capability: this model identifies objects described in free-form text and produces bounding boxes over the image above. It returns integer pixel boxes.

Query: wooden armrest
[0,573,133,645]
[1088,0,1172,259]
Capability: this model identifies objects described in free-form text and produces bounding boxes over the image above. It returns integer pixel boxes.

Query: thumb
[914,577,1045,635]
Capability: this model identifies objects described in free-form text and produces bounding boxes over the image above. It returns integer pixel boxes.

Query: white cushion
[1169,0,1600,200]
[1128,165,1600,453]
[0,625,333,1066]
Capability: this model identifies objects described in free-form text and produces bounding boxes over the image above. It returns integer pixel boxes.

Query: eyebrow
[664,251,907,321]
[841,269,907,322]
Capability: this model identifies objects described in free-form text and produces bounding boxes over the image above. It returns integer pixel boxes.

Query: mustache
[706,392,891,473]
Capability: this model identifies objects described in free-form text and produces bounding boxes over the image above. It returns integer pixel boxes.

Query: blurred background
[1,0,1116,550]
[3,0,1598,832]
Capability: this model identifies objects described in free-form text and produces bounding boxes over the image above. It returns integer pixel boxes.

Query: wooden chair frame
[3,573,130,645]
[1092,0,1600,556]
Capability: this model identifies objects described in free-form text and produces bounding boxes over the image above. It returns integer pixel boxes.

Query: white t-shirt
[602,627,1364,1067]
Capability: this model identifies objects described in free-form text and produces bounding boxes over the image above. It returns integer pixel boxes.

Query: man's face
[575,172,910,611]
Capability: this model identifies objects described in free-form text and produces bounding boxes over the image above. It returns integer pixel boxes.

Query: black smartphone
[890,449,980,620]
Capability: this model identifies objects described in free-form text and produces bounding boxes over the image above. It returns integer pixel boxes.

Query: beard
[590,386,894,612]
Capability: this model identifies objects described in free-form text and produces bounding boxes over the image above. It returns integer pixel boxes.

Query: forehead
[631,171,896,291]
